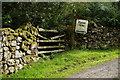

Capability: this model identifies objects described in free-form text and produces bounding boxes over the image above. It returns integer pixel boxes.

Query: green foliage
[2,2,120,29]
[50,52,59,59]
[6,49,118,78]
[85,2,120,27]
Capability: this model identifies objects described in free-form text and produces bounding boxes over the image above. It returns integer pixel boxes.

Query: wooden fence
[37,28,65,54]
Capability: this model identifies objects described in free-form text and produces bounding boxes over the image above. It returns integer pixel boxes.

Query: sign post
[75,19,88,34]
[71,9,76,49]
[70,9,88,49]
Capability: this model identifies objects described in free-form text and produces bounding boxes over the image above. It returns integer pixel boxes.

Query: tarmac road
[69,59,119,78]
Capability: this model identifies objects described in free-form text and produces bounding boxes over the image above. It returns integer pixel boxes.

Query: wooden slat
[37,34,48,40]
[37,40,64,42]
[38,28,58,33]
[50,34,65,40]
[38,49,64,54]
[38,46,65,49]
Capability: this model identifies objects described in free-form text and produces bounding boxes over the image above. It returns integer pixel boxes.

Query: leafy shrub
[2,2,120,29]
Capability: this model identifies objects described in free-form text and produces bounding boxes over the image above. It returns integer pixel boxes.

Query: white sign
[75,19,88,34]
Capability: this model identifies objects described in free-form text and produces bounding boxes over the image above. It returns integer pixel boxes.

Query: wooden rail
[38,46,65,49]
[50,34,65,40]
[37,34,48,40]
[37,40,64,42]
[38,28,58,32]
[38,49,64,54]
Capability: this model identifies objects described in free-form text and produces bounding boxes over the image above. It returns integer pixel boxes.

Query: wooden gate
[37,28,65,54]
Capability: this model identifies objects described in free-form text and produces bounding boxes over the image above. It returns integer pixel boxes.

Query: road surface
[69,59,119,78]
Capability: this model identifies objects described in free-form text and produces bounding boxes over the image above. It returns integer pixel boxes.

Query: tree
[2,2,119,29]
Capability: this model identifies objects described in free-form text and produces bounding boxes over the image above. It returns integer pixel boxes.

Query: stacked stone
[0,27,39,75]
[75,24,119,49]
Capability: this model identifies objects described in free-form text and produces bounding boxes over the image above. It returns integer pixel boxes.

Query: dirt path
[68,59,119,78]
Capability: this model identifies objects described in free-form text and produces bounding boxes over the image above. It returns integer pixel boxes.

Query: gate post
[71,9,76,49]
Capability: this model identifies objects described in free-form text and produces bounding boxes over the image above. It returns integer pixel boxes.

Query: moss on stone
[21,41,29,51]
[12,33,19,36]
[15,28,23,33]
[23,55,38,63]
[0,28,14,32]
[20,30,36,42]
[19,26,38,35]
[7,35,15,41]
[24,41,31,45]
[10,47,16,52]
[31,42,37,49]
[4,30,9,35]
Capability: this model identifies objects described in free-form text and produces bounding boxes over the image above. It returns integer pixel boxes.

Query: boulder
[27,50,31,55]
[0,36,2,41]
[3,47,9,51]
[17,36,22,42]
[15,50,22,58]
[4,64,8,70]
[18,64,23,69]
[2,43,6,47]
[31,57,39,62]
[31,42,37,49]
[31,49,38,55]
[3,36,7,41]
[0,54,3,61]
[11,41,17,46]
[10,47,16,52]
[22,52,25,56]
[21,58,27,63]
[5,41,10,47]
[16,46,20,50]
[0,62,3,69]
[17,42,21,45]
[14,66,18,73]
[4,70,9,75]
[15,59,20,64]
[19,58,24,64]
[11,54,15,59]
[4,51,11,60]
[7,59,15,66]
[1,31,4,35]
[0,48,3,52]
[0,42,3,48]
[9,67,14,73]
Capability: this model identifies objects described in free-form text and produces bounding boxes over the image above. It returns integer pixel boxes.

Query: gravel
[68,59,119,78]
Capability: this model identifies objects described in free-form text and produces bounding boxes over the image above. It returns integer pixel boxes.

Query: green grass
[5,49,119,78]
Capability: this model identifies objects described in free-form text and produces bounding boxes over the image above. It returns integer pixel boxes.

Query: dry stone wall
[75,24,119,49]
[0,26,39,76]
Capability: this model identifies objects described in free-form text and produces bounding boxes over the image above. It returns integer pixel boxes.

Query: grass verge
[5,49,119,78]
